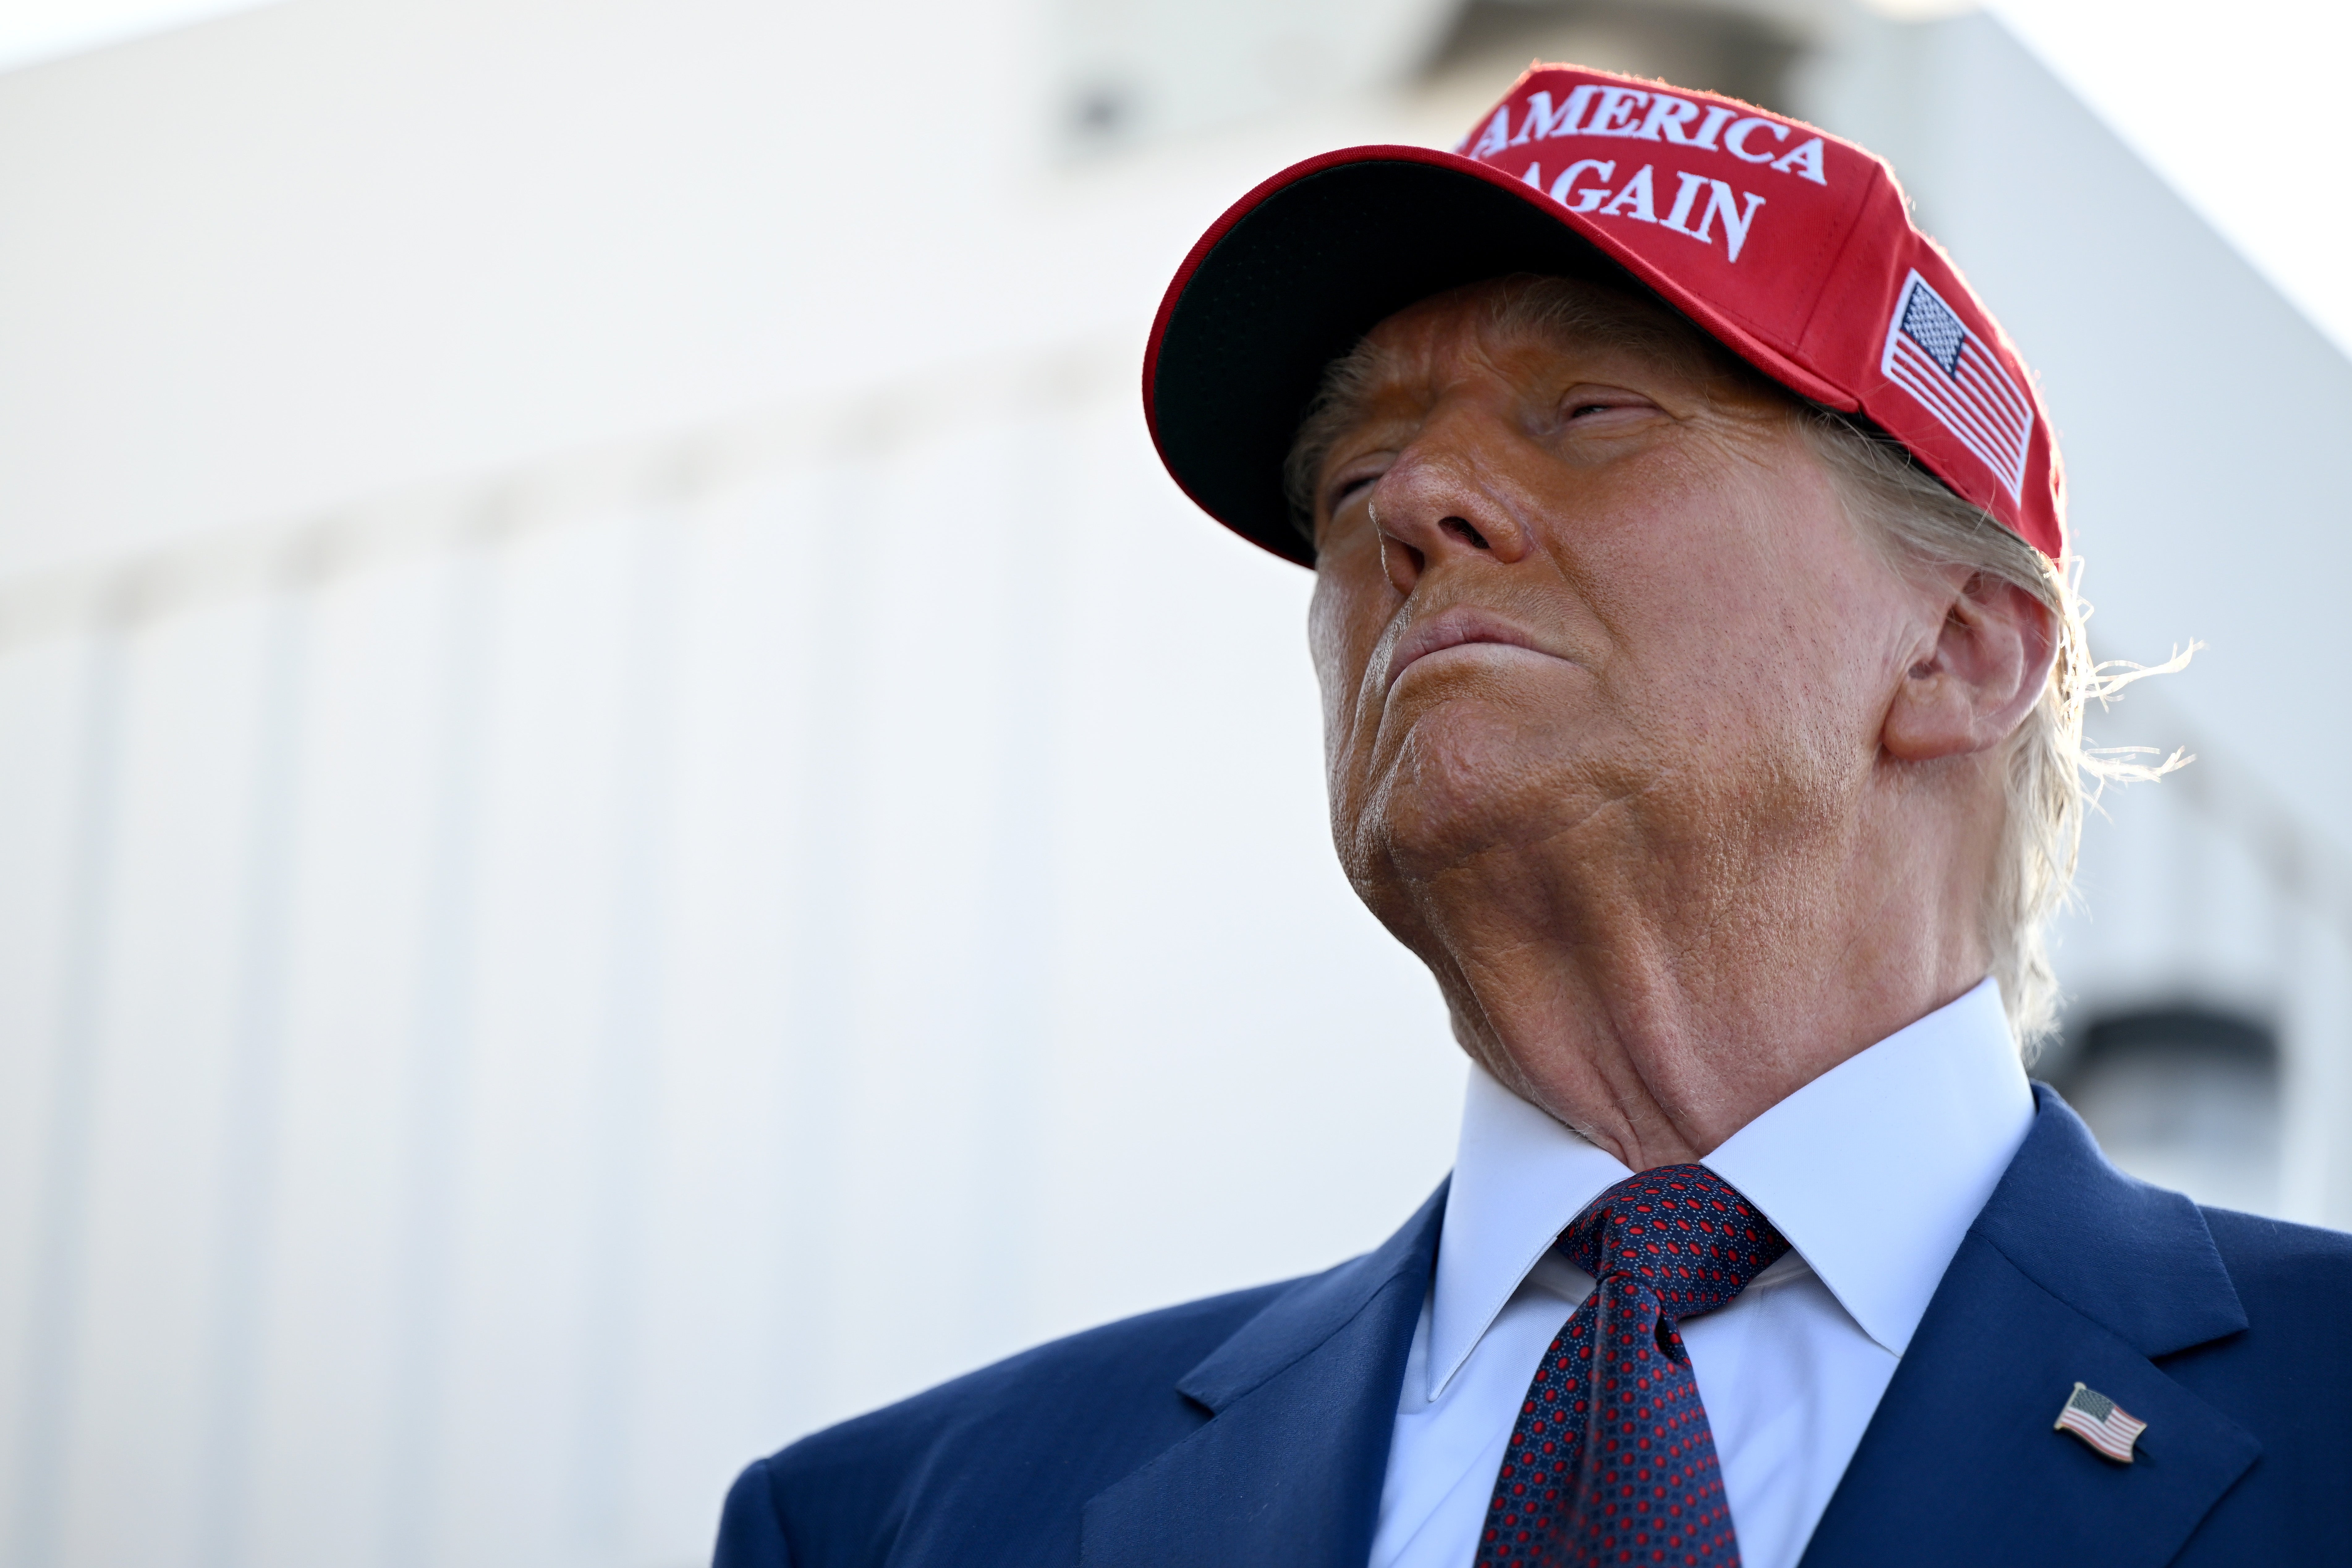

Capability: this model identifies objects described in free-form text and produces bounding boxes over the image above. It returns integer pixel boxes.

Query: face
[1306,279,1937,949]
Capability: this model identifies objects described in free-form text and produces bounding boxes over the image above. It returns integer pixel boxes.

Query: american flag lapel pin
[2054,1381,2147,1463]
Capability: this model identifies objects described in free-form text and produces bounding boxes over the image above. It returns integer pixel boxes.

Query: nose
[1366,444,1531,596]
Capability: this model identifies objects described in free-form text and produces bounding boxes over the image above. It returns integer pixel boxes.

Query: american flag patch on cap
[1879,270,2035,501]
[2054,1381,2146,1463]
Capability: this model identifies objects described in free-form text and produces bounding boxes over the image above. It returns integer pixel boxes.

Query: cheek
[1307,568,1386,757]
[1305,577,1357,745]
[1569,465,1891,755]
[1673,536,1906,767]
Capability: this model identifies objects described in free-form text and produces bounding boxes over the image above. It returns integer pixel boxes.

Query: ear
[1882,572,2058,763]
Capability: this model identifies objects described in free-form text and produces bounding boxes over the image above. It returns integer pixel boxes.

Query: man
[715,64,2352,1567]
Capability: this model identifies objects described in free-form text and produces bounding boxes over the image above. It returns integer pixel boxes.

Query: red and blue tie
[1472,1166,1788,1568]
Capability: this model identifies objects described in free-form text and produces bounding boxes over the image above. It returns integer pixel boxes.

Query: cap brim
[1142,145,1844,566]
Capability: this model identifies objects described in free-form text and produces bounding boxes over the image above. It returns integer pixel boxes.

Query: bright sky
[0,0,269,74]
[1,0,2345,352]
[1986,0,2352,354]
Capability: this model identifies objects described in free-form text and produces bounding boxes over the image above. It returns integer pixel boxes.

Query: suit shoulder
[2165,1204,2352,1407]
[2199,1204,2352,1309]
[2161,1207,2352,1555]
[781,1276,1297,1471]
[721,1278,1302,1566]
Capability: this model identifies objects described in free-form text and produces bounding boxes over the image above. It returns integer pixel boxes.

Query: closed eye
[1558,387,1665,433]
[1325,472,1379,513]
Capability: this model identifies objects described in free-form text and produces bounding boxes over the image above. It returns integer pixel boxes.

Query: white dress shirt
[1370,979,2034,1568]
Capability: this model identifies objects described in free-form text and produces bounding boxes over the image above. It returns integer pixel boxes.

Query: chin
[1352,699,1610,880]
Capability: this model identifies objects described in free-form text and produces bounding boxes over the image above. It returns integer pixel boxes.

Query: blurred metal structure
[0,2,2347,1566]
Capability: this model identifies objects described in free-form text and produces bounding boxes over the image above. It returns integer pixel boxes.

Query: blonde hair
[1284,274,2189,1049]
[1797,414,2186,1047]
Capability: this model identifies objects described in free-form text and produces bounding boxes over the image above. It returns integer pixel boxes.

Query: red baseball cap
[1142,63,2063,565]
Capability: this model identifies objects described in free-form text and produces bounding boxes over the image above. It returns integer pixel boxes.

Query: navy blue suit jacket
[714,1089,2352,1566]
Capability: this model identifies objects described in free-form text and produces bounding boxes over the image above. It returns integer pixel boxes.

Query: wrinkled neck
[1385,775,2000,1167]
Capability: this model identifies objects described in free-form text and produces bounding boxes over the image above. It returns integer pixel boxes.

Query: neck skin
[1389,757,2004,1170]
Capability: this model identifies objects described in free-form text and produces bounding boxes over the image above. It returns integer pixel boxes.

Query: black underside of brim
[1152,158,1639,566]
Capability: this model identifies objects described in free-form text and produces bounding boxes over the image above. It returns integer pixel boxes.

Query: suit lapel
[1078,1183,1445,1568]
[1800,1088,2260,1568]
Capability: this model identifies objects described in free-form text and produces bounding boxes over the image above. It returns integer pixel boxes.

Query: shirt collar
[1429,978,2033,1398]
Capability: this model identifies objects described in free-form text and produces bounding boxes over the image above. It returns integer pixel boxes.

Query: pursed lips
[1383,606,1563,691]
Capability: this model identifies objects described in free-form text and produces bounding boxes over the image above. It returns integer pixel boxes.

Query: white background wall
[0,7,1486,1563]
[0,358,1470,1568]
[2,3,2348,1566]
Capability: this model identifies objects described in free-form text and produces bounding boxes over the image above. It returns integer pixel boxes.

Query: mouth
[1384,606,1560,691]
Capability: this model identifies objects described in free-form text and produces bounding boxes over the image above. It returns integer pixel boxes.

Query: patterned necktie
[1473,1165,1789,1568]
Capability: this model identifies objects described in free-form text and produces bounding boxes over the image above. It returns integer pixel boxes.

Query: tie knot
[1559,1165,1788,1322]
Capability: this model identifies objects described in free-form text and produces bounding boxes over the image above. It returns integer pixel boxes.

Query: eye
[1323,468,1382,517]
[1558,385,1659,426]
